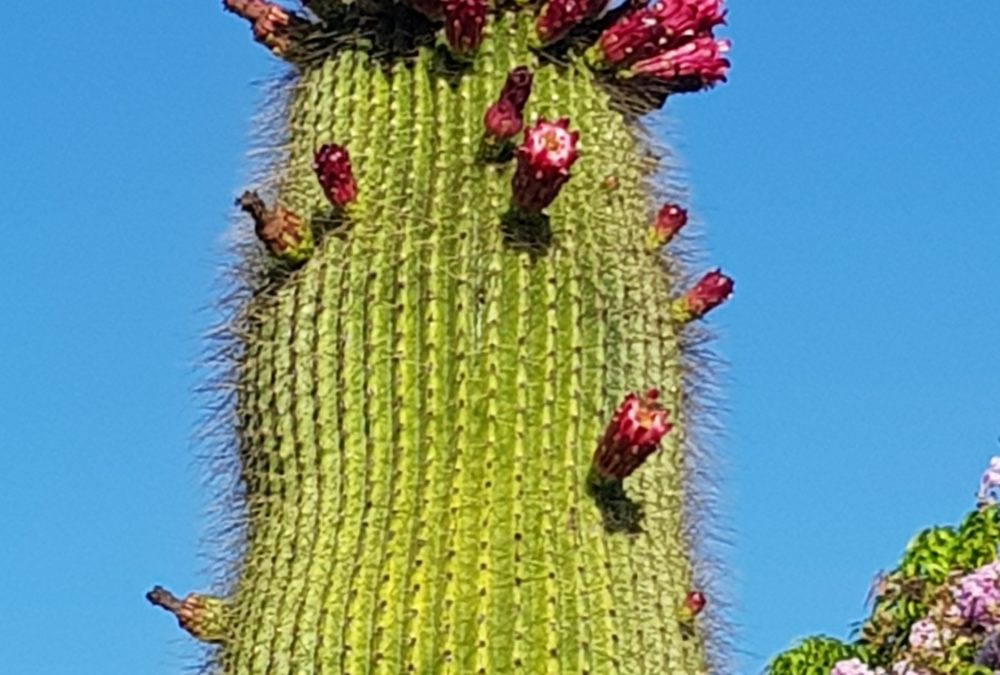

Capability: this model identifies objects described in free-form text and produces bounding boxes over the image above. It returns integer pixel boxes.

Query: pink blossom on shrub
[952,560,1000,628]
[977,456,1000,506]
[830,658,884,675]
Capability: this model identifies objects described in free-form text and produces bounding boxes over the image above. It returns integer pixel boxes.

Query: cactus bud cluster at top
[150,1,739,673]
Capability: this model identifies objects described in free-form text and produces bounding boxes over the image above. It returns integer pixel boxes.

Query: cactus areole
[151,1,734,673]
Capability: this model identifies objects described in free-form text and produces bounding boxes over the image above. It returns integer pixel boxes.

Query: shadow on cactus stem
[500,208,553,258]
[586,466,646,535]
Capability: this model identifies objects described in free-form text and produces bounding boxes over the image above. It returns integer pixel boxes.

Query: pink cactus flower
[483,67,534,141]
[592,389,672,479]
[627,36,731,91]
[511,118,580,213]
[314,144,358,208]
[536,0,610,45]
[593,0,726,68]
[443,0,488,55]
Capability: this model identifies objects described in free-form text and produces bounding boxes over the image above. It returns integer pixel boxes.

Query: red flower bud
[313,144,358,208]
[443,0,488,56]
[483,67,534,141]
[536,0,609,45]
[591,0,726,68]
[684,590,706,616]
[626,37,731,91]
[511,118,580,213]
[647,202,688,249]
[675,268,734,321]
[593,389,672,480]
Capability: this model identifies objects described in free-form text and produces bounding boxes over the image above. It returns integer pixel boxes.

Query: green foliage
[767,637,864,675]
[768,505,1000,675]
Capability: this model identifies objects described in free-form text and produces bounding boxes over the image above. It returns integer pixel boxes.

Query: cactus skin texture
[150,2,736,674]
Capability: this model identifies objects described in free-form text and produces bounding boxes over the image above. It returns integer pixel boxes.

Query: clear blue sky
[1,2,998,673]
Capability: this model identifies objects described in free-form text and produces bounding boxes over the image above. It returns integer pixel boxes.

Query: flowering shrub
[768,457,1000,675]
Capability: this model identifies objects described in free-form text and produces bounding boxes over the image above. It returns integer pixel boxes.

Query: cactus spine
[152,2,734,673]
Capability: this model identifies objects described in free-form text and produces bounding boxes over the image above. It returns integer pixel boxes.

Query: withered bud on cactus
[592,389,672,480]
[647,202,689,250]
[511,117,580,213]
[536,0,610,45]
[483,67,534,142]
[443,0,488,56]
[314,144,358,208]
[624,37,731,91]
[589,0,726,69]
[223,0,297,55]
[146,586,227,644]
[237,191,313,265]
[672,268,734,322]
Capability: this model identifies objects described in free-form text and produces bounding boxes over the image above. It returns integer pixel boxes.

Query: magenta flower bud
[313,144,358,208]
[483,67,534,141]
[536,0,609,45]
[674,268,734,321]
[511,118,580,213]
[593,388,672,480]
[647,202,688,249]
[443,0,488,56]
[626,36,731,91]
[591,0,726,68]
[684,590,706,616]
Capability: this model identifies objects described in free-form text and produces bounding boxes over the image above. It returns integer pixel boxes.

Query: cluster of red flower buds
[313,144,359,209]
[222,0,297,55]
[588,0,730,91]
[237,191,314,264]
[511,118,581,213]
[535,0,610,46]
[646,202,689,250]
[483,67,534,143]
[592,389,672,480]
[672,269,734,322]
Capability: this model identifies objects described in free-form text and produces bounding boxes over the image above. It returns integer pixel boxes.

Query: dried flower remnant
[223,0,297,55]
[237,191,313,265]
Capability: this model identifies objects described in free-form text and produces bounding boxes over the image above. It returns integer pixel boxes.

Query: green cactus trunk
[190,7,727,675]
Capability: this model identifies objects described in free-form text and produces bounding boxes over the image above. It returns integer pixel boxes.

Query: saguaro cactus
[150,1,734,673]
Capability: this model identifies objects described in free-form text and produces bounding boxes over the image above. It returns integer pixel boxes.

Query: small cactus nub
[237,191,313,265]
[314,144,358,208]
[536,0,609,45]
[443,0,488,56]
[146,586,227,644]
[483,67,534,142]
[647,202,689,250]
[672,268,734,322]
[511,117,580,213]
[592,389,672,480]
